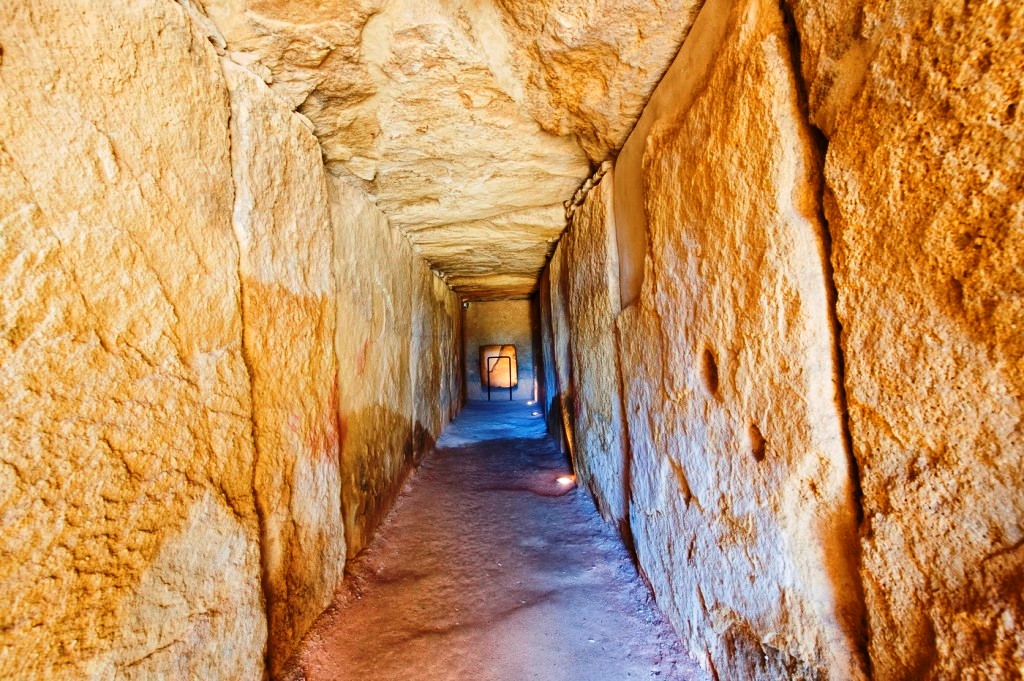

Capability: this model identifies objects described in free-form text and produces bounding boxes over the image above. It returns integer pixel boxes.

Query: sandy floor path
[287,401,706,681]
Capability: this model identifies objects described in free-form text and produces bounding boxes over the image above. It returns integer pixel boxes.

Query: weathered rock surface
[536,268,565,446]
[411,265,464,459]
[1,2,467,677]
[0,1,265,677]
[790,1,1024,676]
[612,0,727,308]
[198,0,703,299]
[225,62,346,676]
[483,0,705,161]
[555,167,629,525]
[613,0,866,676]
[546,245,577,458]
[330,178,463,557]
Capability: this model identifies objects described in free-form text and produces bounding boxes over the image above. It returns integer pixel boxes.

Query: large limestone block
[616,0,865,676]
[0,1,265,677]
[330,177,464,556]
[790,1,1024,676]
[612,0,733,308]
[436,274,465,424]
[410,264,442,456]
[560,169,629,525]
[537,268,564,444]
[330,176,412,556]
[547,245,576,458]
[224,62,346,676]
[411,263,462,456]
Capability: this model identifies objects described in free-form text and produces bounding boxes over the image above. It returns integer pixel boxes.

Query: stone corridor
[288,401,702,681]
[2,0,1021,679]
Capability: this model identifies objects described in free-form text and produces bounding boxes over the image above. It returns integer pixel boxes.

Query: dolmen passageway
[287,401,704,681]
[4,1,1021,678]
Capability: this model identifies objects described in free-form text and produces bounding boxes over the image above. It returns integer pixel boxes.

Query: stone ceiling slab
[199,0,703,298]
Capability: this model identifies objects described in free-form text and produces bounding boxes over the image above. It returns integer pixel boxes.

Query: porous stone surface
[411,264,464,459]
[546,245,576,457]
[484,0,704,161]
[197,0,703,299]
[225,62,346,676]
[790,1,1024,677]
[1,2,467,677]
[330,178,463,557]
[555,168,629,525]
[464,300,536,401]
[614,0,866,676]
[612,0,727,308]
[536,268,565,445]
[0,1,265,677]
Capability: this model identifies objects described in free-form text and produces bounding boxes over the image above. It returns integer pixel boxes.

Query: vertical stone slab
[616,0,865,676]
[537,268,563,443]
[437,275,465,423]
[330,178,417,557]
[330,178,462,556]
[792,1,1024,676]
[562,170,630,525]
[0,1,265,678]
[411,265,461,457]
[410,265,440,457]
[547,246,577,457]
[224,62,346,676]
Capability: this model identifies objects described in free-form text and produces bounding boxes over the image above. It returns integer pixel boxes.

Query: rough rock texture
[1,2,467,677]
[536,268,564,446]
[464,300,536,401]
[330,178,463,557]
[411,264,464,460]
[789,1,1024,677]
[554,168,630,526]
[613,0,866,676]
[546,246,576,459]
[485,0,705,161]
[0,2,265,677]
[225,62,346,676]
[197,0,703,299]
[613,0,727,308]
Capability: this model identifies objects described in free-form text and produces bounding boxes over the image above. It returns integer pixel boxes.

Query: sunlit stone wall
[543,0,1024,677]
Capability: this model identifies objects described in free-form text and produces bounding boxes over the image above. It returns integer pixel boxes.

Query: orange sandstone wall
[617,0,864,674]
[0,2,266,677]
[330,178,463,558]
[789,1,1024,677]
[224,62,346,676]
[543,0,1023,677]
[556,167,630,527]
[0,2,463,677]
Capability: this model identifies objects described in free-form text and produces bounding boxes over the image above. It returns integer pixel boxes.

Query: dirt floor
[285,401,706,681]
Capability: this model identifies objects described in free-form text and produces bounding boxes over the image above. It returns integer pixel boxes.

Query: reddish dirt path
[286,401,706,681]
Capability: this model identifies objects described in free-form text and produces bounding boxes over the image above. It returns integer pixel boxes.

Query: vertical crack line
[778,1,871,677]
[612,332,637,560]
[324,180,351,560]
[777,0,865,531]
[218,63,274,678]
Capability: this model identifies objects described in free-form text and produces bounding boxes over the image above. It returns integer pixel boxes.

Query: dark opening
[702,348,720,398]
